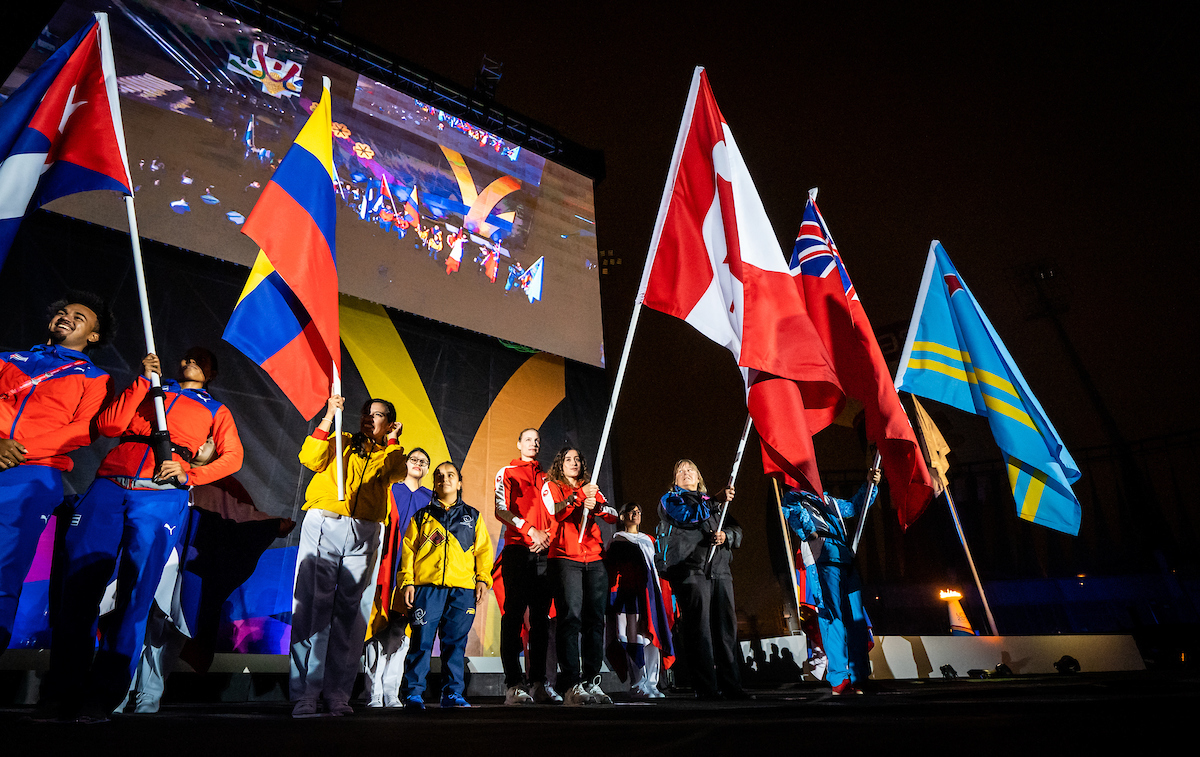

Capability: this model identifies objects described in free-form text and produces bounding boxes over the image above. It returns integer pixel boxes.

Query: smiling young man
[0,292,114,654]
[48,347,243,720]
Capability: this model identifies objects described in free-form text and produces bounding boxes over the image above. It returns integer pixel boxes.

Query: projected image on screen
[3,0,603,366]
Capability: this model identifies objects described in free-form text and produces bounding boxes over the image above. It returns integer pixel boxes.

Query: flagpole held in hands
[332,363,344,502]
[850,451,883,555]
[704,415,753,573]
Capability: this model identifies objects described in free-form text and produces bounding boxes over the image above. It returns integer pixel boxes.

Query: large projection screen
[4,0,605,367]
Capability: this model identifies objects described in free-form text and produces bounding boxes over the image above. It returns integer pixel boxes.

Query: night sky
[311,2,1200,523]
[3,2,1197,602]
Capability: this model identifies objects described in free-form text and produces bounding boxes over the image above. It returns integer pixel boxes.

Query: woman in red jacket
[542,447,617,705]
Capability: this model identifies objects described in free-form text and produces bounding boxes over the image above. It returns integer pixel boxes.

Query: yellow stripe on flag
[294,85,335,181]
[983,394,1039,431]
[235,250,276,306]
[907,358,976,385]
[913,341,971,365]
[974,367,1021,400]
[1008,458,1048,522]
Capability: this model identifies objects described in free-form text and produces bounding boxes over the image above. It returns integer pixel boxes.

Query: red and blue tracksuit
[50,376,243,711]
[0,344,110,650]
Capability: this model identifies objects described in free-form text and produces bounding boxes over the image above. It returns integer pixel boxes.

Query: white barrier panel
[870,634,1145,678]
[740,634,1145,679]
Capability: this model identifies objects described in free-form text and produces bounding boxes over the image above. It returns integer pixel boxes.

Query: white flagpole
[100,12,168,436]
[332,363,345,501]
[582,67,705,542]
[123,196,168,433]
[704,415,753,571]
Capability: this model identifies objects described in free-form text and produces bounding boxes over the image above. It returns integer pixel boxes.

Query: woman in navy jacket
[655,459,749,700]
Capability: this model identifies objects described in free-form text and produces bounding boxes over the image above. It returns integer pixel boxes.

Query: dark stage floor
[4,672,1195,755]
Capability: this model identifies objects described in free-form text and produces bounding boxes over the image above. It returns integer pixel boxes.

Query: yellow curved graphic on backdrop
[467,175,522,235]
[462,352,565,657]
[339,294,564,659]
[338,294,452,469]
[440,145,480,207]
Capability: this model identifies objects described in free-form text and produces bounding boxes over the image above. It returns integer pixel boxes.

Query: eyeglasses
[409,458,430,468]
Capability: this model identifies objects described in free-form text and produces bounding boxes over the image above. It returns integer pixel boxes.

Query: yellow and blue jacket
[298,430,406,523]
[399,498,494,590]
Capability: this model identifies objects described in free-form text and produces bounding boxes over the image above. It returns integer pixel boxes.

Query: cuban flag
[638,67,844,494]
[0,14,132,270]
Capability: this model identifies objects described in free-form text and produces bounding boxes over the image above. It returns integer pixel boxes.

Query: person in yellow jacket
[289,395,406,718]
[398,461,493,709]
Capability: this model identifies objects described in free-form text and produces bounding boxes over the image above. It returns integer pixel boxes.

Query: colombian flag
[224,79,338,420]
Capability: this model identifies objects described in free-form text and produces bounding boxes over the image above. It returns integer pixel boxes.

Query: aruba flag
[224,79,337,419]
[0,14,132,270]
[894,242,1082,535]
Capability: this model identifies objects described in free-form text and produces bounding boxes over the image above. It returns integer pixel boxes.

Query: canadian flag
[638,68,843,494]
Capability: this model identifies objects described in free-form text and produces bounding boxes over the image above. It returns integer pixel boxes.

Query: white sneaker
[649,684,666,698]
[504,685,534,705]
[529,681,562,703]
[132,693,160,714]
[585,676,612,704]
[562,682,594,706]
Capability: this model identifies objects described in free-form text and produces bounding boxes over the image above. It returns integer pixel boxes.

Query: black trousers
[550,557,608,689]
[670,571,741,697]
[500,544,552,686]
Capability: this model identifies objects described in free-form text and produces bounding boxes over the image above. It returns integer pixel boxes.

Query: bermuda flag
[791,192,934,528]
[638,68,842,494]
[0,14,132,270]
[224,79,338,419]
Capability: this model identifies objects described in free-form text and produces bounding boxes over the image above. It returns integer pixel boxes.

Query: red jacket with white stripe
[95,376,243,487]
[494,458,551,549]
[0,344,111,471]
[543,480,615,562]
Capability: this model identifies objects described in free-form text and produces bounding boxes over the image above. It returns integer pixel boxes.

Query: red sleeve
[17,373,112,458]
[551,482,580,522]
[96,375,151,437]
[187,405,243,486]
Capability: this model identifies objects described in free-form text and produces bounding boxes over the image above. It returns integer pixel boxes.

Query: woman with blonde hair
[655,459,749,700]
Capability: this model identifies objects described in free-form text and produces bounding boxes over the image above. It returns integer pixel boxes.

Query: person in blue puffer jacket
[779,468,880,695]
